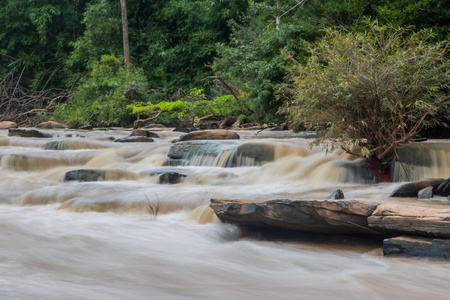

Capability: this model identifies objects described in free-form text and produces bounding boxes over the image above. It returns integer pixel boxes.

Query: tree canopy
[0,0,448,130]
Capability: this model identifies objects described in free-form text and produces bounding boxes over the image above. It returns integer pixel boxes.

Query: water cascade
[0,128,449,300]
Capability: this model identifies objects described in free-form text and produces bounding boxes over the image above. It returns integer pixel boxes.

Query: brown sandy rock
[0,121,18,129]
[173,129,240,143]
[36,121,68,129]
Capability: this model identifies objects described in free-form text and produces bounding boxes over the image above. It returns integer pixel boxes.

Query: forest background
[0,0,448,132]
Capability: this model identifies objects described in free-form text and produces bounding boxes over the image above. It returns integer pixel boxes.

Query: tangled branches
[0,67,69,126]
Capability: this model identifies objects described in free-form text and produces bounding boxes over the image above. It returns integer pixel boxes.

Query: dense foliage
[0,0,448,134]
[52,54,148,126]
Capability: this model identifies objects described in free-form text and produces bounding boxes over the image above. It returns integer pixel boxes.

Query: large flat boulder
[210,199,381,235]
[368,203,450,238]
[211,198,450,239]
[173,129,240,143]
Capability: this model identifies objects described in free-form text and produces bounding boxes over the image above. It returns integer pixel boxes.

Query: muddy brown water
[0,128,449,300]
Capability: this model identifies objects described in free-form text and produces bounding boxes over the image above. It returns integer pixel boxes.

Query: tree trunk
[120,0,130,71]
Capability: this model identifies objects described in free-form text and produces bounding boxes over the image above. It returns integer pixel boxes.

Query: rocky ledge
[210,198,450,259]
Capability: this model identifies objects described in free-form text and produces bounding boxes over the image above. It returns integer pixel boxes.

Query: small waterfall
[392,143,450,181]
[43,140,105,150]
[169,141,310,168]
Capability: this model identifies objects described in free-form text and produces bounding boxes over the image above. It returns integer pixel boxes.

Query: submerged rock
[8,128,52,138]
[144,168,191,184]
[157,172,187,184]
[64,169,137,182]
[383,236,450,259]
[328,189,345,200]
[389,178,445,197]
[173,129,240,143]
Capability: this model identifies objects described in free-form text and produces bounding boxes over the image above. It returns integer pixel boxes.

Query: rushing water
[0,128,449,300]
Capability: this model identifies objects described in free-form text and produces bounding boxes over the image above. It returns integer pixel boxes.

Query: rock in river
[8,128,52,138]
[390,178,445,197]
[210,198,381,235]
[173,129,240,143]
[383,236,450,259]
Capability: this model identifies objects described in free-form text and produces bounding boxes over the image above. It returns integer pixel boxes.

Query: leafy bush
[52,54,148,127]
[278,21,450,162]
[128,89,242,127]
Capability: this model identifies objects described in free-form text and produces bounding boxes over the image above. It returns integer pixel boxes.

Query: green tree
[278,21,449,169]
[67,0,122,71]
[212,0,310,124]
[52,54,148,127]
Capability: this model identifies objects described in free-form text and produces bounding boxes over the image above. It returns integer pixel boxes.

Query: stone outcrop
[0,121,18,129]
[210,199,381,235]
[383,236,450,259]
[172,129,240,143]
[389,178,445,197]
[367,203,450,238]
[36,121,68,129]
[211,199,450,239]
[8,128,52,138]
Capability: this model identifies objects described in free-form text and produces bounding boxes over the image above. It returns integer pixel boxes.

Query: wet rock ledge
[210,199,450,259]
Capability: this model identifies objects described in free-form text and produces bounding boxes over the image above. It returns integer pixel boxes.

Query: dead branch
[133,110,165,129]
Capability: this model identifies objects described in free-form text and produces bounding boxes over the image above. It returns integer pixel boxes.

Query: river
[0,128,449,300]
